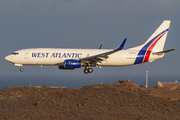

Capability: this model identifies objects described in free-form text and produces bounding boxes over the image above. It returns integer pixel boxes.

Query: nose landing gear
[20,67,24,72]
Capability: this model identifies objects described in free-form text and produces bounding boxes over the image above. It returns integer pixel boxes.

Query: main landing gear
[20,67,24,72]
[84,64,93,74]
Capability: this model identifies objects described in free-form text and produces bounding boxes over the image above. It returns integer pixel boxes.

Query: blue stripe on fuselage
[134,50,146,64]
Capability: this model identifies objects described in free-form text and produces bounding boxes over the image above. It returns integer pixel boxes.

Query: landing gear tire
[20,68,24,72]
[84,69,89,74]
[88,68,93,73]
[84,63,93,74]
[84,68,93,74]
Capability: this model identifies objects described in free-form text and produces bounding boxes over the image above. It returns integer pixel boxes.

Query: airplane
[5,20,175,74]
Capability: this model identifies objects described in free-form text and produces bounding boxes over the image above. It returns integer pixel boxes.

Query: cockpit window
[11,53,19,55]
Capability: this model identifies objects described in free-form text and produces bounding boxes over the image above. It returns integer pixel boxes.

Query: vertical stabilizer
[143,20,171,52]
[134,20,171,64]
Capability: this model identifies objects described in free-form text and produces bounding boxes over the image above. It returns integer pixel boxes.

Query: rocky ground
[0,80,180,120]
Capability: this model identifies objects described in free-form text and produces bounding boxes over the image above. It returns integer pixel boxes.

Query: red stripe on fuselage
[143,33,166,63]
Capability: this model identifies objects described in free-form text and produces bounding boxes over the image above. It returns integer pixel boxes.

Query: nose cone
[5,55,11,62]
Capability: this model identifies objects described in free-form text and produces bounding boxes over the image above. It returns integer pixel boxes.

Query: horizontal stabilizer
[152,49,175,55]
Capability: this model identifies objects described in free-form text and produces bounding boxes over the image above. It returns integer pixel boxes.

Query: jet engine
[64,59,81,68]
[58,59,81,69]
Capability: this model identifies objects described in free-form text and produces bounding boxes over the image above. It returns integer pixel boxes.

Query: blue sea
[0,75,179,89]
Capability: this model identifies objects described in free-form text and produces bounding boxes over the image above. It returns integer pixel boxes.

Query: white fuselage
[5,48,164,67]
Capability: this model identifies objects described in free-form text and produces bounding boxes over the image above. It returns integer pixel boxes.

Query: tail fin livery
[133,20,171,64]
[143,20,170,52]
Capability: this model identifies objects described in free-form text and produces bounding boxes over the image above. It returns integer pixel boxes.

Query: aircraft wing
[80,38,127,65]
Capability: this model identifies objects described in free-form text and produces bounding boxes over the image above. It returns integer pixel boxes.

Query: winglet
[117,38,127,50]
[99,45,102,49]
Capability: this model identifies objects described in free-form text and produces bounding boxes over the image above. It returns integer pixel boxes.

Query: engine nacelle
[64,59,81,68]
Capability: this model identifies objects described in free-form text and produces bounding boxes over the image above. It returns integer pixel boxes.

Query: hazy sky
[1,0,180,76]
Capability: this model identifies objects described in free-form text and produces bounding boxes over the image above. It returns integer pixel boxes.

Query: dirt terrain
[0,80,180,120]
